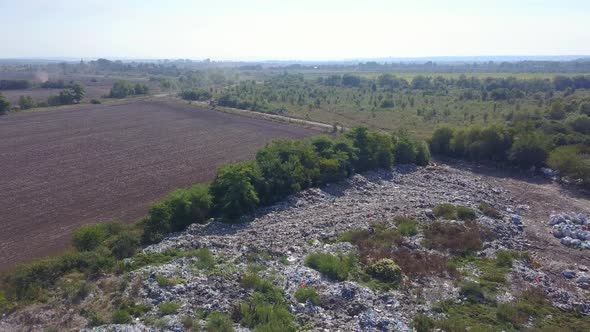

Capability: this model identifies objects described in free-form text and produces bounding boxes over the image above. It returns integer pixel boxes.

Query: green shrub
[346,127,394,172]
[423,221,487,255]
[367,258,402,283]
[567,115,590,135]
[460,281,486,303]
[18,95,35,109]
[72,224,109,251]
[478,203,501,219]
[159,301,180,315]
[210,162,262,220]
[81,309,105,326]
[433,203,457,219]
[509,134,550,169]
[109,230,140,259]
[304,252,356,281]
[0,291,13,315]
[142,202,173,243]
[0,94,11,114]
[112,309,132,324]
[294,287,320,305]
[394,217,418,236]
[548,145,590,185]
[430,126,454,155]
[207,311,234,332]
[194,248,216,270]
[415,141,432,166]
[255,140,320,204]
[412,313,435,332]
[456,206,476,221]
[394,136,417,164]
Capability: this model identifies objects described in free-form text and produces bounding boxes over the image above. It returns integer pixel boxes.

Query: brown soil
[0,100,319,271]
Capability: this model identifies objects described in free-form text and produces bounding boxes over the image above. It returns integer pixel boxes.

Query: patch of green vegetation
[0,291,14,315]
[423,221,489,255]
[430,288,590,331]
[294,287,320,305]
[155,274,184,288]
[433,203,477,221]
[207,311,235,332]
[180,315,198,331]
[394,217,418,236]
[237,273,297,332]
[81,308,106,327]
[112,309,132,324]
[279,256,290,265]
[194,248,216,270]
[159,301,181,315]
[127,249,202,270]
[304,252,357,281]
[479,202,502,219]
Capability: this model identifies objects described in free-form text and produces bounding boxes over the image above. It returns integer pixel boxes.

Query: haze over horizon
[1,0,589,60]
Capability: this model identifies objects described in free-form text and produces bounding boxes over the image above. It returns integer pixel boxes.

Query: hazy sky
[0,0,588,60]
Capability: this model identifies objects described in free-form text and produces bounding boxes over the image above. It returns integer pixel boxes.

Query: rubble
[549,213,590,249]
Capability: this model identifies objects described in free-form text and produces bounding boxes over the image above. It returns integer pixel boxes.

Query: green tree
[509,134,549,169]
[0,94,11,114]
[547,145,590,185]
[210,162,262,220]
[71,83,85,103]
[18,95,35,110]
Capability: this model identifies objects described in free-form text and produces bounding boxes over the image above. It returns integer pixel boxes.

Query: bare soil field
[0,101,319,271]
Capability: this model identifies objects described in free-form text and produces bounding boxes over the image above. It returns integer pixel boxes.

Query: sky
[0,0,589,60]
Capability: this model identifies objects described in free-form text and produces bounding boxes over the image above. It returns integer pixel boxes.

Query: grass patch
[159,301,181,315]
[207,311,235,331]
[112,309,132,324]
[193,248,216,270]
[423,221,490,255]
[433,203,477,221]
[304,252,357,281]
[479,202,502,219]
[236,273,297,332]
[294,287,320,305]
[394,217,418,236]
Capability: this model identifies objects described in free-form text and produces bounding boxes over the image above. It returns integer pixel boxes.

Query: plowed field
[0,101,318,271]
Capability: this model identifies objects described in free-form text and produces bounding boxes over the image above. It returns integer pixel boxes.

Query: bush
[547,145,590,185]
[304,252,356,281]
[367,258,402,283]
[412,313,435,332]
[109,80,135,98]
[433,203,457,219]
[72,224,109,251]
[460,281,486,303]
[109,230,140,259]
[508,134,549,169]
[159,301,180,315]
[18,95,35,110]
[294,287,320,305]
[495,250,515,268]
[0,94,10,114]
[479,203,501,219]
[90,99,101,104]
[210,162,261,220]
[394,217,418,236]
[346,127,394,172]
[394,136,417,164]
[456,206,476,221]
[143,185,211,243]
[0,291,13,315]
[181,89,212,101]
[430,126,454,155]
[207,312,235,332]
[423,221,488,255]
[567,115,590,135]
[112,309,132,324]
[415,141,432,166]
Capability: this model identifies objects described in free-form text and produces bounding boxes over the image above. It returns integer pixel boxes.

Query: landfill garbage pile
[549,213,590,249]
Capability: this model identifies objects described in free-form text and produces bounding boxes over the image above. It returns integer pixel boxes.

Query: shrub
[456,206,476,221]
[567,115,590,135]
[90,99,101,104]
[112,309,132,324]
[159,301,180,315]
[423,221,487,255]
[142,202,173,244]
[181,89,212,101]
[194,248,216,270]
[0,94,10,114]
[479,203,501,219]
[367,258,402,283]
[415,141,432,166]
[294,287,320,305]
[547,145,590,185]
[346,127,394,172]
[109,80,135,98]
[495,250,515,268]
[210,162,261,220]
[109,230,140,259]
[72,224,109,251]
[18,95,35,110]
[430,126,454,155]
[394,217,418,236]
[394,136,417,164]
[207,312,235,332]
[433,203,457,219]
[412,313,435,332]
[304,252,356,281]
[460,281,486,303]
[0,291,13,315]
[508,134,549,169]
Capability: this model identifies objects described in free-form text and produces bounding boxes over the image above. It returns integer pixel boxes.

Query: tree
[210,162,262,220]
[109,80,135,98]
[18,96,35,110]
[0,94,10,114]
[547,145,590,185]
[508,134,549,169]
[394,136,417,164]
[429,126,454,155]
[71,83,85,103]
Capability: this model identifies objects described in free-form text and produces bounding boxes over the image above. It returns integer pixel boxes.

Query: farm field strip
[0,101,319,271]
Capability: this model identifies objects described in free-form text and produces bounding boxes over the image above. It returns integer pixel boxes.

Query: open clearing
[0,101,318,271]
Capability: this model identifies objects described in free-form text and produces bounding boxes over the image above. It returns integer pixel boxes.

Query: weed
[294,287,320,305]
[456,206,476,221]
[207,311,234,332]
[394,217,418,236]
[423,221,488,255]
[433,203,457,219]
[479,203,502,219]
[112,309,132,324]
[304,252,357,281]
[159,301,180,315]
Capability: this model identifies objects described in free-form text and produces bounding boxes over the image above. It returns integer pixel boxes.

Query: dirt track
[0,101,318,271]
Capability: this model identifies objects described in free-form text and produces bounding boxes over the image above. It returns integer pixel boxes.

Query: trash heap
[550,213,590,249]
